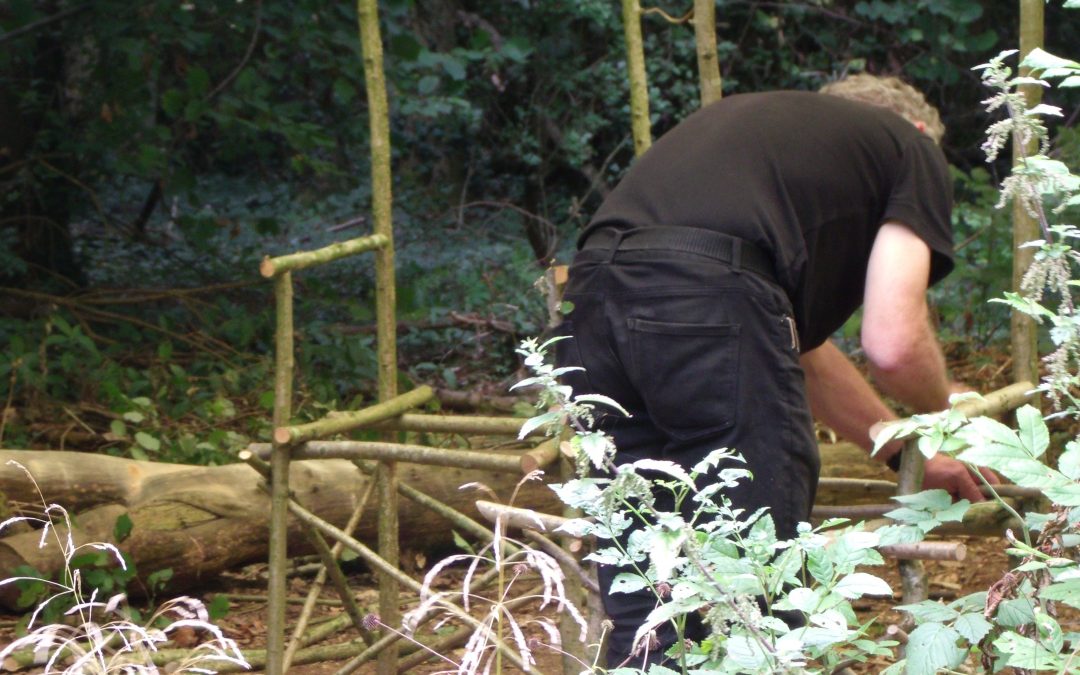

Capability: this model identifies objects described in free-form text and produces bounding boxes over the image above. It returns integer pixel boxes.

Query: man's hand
[921,454,1000,502]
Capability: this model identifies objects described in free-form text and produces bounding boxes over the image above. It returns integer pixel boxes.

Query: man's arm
[799,221,998,501]
[861,222,952,412]
[800,340,997,502]
[801,339,897,451]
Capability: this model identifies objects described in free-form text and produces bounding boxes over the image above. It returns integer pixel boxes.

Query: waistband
[580,226,776,283]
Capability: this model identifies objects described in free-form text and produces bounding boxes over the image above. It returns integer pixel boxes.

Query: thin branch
[1,287,246,361]
[0,3,91,46]
[456,201,560,241]
[206,0,264,101]
[641,6,693,24]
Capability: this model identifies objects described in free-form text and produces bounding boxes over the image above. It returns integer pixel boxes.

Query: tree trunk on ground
[0,449,562,609]
[0,443,892,607]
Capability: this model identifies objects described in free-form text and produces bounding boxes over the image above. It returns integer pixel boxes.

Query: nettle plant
[866,48,1080,674]
[516,337,898,674]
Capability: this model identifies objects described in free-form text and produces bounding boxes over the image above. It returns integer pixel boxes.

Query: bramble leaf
[905,623,966,675]
[834,573,892,599]
[954,613,993,643]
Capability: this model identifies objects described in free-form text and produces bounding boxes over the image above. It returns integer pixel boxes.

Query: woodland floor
[196,536,1044,674]
[1,343,1075,673]
[0,535,1032,673]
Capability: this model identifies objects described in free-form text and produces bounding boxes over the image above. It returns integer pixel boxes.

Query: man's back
[581,91,954,348]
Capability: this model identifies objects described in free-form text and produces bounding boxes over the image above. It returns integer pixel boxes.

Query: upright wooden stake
[356,1,399,671]
[895,438,928,636]
[266,272,294,675]
[693,0,722,106]
[1012,0,1045,388]
[621,0,652,156]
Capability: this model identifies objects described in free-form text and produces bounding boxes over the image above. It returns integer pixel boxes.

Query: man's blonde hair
[819,74,945,144]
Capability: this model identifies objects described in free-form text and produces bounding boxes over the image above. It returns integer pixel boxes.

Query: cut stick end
[519,457,539,475]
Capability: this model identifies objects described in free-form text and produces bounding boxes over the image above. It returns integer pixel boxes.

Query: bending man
[555,74,999,667]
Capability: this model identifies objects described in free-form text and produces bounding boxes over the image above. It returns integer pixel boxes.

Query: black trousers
[554,231,820,667]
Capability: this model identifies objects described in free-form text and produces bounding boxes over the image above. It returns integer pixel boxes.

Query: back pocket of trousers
[627,317,740,441]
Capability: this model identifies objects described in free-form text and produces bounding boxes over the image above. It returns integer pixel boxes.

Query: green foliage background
[1,0,1078,462]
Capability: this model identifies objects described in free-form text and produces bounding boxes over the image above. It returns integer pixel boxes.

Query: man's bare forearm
[801,340,899,459]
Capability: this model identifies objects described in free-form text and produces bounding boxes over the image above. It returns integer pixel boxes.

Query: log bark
[0,442,904,516]
[0,441,950,517]
[0,450,562,609]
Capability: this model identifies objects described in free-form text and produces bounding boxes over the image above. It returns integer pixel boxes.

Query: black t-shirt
[580,91,955,350]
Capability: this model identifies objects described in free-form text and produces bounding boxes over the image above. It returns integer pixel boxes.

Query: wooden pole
[1011,0,1045,388]
[352,460,509,548]
[373,413,541,437]
[870,381,1036,445]
[519,437,560,474]
[356,0,398,670]
[305,526,377,643]
[354,0,396,406]
[878,541,966,562]
[693,0,722,106]
[282,495,533,673]
[284,482,375,671]
[475,499,576,534]
[250,441,527,473]
[259,234,388,278]
[953,381,1036,417]
[273,386,435,445]
[242,452,377,646]
[266,272,294,675]
[621,0,652,156]
[895,439,929,620]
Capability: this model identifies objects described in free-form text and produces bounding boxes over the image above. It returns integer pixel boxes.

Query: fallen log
[0,441,1023,609]
[0,450,562,608]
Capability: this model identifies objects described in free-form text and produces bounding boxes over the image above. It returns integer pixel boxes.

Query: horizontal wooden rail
[519,438,560,474]
[815,480,1042,500]
[273,386,434,445]
[813,491,1033,521]
[250,440,524,473]
[475,500,573,534]
[878,541,966,562]
[371,413,539,437]
[260,233,389,278]
[476,501,972,562]
[871,381,1036,443]
[953,381,1036,417]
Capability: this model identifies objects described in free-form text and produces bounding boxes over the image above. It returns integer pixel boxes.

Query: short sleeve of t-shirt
[882,133,955,285]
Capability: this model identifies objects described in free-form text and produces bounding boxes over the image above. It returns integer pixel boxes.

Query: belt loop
[605,229,628,263]
[731,238,743,273]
